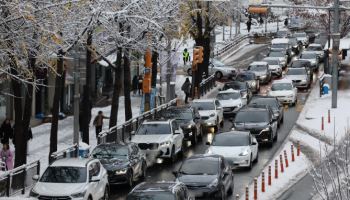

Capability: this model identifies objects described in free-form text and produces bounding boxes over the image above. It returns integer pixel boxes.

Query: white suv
[268,79,297,106]
[30,158,109,200]
[191,99,224,132]
[131,119,185,162]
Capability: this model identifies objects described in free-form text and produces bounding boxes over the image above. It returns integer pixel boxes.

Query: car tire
[88,196,92,200]
[198,127,203,141]
[103,186,109,200]
[127,171,134,188]
[254,152,259,163]
[140,162,147,181]
[170,146,177,163]
[191,129,197,145]
[215,71,223,79]
[220,119,224,127]
[187,68,192,76]
[218,185,226,200]
[248,154,253,170]
[227,176,234,195]
[268,138,274,148]
[281,116,284,124]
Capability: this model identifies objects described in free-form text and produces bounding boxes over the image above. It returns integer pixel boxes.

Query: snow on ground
[240,141,312,200]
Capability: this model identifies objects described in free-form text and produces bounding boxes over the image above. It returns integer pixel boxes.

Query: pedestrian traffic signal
[192,46,204,71]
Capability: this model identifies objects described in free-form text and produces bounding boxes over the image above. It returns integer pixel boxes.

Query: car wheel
[218,185,226,200]
[215,71,223,79]
[248,154,253,170]
[281,116,284,124]
[254,152,259,163]
[140,162,147,181]
[187,68,192,76]
[198,127,203,141]
[268,138,274,148]
[227,176,234,195]
[103,186,109,200]
[88,196,92,200]
[220,119,224,127]
[127,171,134,188]
[191,129,197,145]
[170,146,177,163]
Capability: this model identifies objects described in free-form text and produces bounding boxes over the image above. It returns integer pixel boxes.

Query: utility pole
[73,50,80,149]
[332,0,340,108]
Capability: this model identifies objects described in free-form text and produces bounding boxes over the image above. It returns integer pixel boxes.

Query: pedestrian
[0,119,13,145]
[183,48,190,66]
[138,75,143,95]
[284,18,288,27]
[181,78,191,104]
[0,144,13,171]
[246,20,252,33]
[93,111,109,139]
[132,75,138,95]
[259,17,264,27]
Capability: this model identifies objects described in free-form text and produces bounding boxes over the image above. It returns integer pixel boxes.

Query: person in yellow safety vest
[183,48,190,66]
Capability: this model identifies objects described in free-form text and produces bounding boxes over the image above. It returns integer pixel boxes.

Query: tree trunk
[124,49,132,121]
[81,30,93,144]
[49,50,64,162]
[151,51,158,88]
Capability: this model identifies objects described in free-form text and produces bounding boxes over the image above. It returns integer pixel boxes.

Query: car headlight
[301,79,307,83]
[160,141,172,147]
[207,178,219,188]
[71,190,87,198]
[115,168,128,175]
[251,81,256,86]
[239,148,249,156]
[29,189,39,197]
[210,113,215,117]
[262,126,270,132]
[260,75,267,79]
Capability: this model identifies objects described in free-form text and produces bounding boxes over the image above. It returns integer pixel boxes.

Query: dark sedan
[248,96,284,127]
[91,143,147,187]
[222,81,253,102]
[235,71,260,94]
[174,154,234,199]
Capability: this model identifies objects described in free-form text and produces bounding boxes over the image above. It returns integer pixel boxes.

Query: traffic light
[192,46,204,71]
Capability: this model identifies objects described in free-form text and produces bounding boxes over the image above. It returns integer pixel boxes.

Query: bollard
[268,165,272,185]
[280,154,284,173]
[275,159,278,179]
[297,140,301,156]
[328,110,331,123]
[236,194,240,200]
[254,178,258,200]
[321,116,324,131]
[284,150,289,168]
[245,186,249,200]
[291,144,295,162]
[262,171,265,192]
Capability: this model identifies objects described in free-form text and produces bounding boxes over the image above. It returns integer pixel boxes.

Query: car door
[215,100,223,122]
[220,159,232,192]
[250,135,258,159]
[172,121,184,152]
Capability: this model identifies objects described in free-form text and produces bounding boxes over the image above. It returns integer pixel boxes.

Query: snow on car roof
[271,38,289,44]
[51,158,94,167]
[272,79,293,84]
[192,99,215,103]
[143,119,171,124]
[263,57,281,61]
[250,61,268,65]
[308,43,322,47]
[219,88,241,94]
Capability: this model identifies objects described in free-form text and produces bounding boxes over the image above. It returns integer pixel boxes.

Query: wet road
[109,44,314,199]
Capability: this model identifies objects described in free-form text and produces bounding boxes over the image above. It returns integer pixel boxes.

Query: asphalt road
[109,44,315,199]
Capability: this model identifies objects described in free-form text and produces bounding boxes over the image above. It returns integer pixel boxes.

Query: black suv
[159,106,203,145]
[222,81,252,102]
[127,182,194,200]
[248,96,284,127]
[233,106,278,146]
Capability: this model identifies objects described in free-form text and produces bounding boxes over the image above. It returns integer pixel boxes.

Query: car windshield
[91,145,128,159]
[271,43,288,49]
[192,102,215,110]
[217,92,240,100]
[269,52,284,57]
[180,158,218,175]
[40,166,87,183]
[250,98,279,110]
[237,73,255,80]
[161,110,193,120]
[287,68,306,75]
[271,83,293,91]
[235,111,269,123]
[127,192,175,200]
[212,134,249,146]
[308,46,322,51]
[249,65,267,71]
[223,82,245,90]
[294,33,306,37]
[136,123,171,135]
[301,53,316,59]
[291,61,309,68]
[265,59,279,65]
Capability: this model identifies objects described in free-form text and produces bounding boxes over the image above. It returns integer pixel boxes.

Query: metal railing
[50,144,79,164]
[199,74,216,97]
[214,34,250,57]
[0,160,40,197]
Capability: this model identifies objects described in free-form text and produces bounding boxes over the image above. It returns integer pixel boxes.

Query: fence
[214,34,250,57]
[0,160,40,197]
[199,74,216,97]
[49,144,79,164]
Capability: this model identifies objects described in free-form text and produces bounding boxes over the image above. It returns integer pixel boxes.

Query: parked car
[127,182,194,200]
[216,89,244,115]
[247,61,271,84]
[131,119,185,162]
[206,131,258,169]
[233,106,278,146]
[307,43,325,60]
[173,154,234,199]
[235,71,260,94]
[268,79,298,106]
[222,81,253,102]
[268,51,288,68]
[159,106,203,145]
[285,67,311,89]
[191,99,224,132]
[293,32,309,46]
[262,57,283,77]
[184,59,236,79]
[91,143,147,187]
[248,96,284,127]
[299,51,319,70]
[30,158,109,200]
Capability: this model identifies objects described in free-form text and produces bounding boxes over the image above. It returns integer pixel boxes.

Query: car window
[94,162,101,176]
[127,191,176,200]
[212,133,249,146]
[40,166,87,183]
[217,92,240,100]
[250,98,279,110]
[88,163,95,179]
[136,123,171,135]
[269,52,285,57]
[172,121,179,133]
[271,43,288,49]
[248,65,267,71]
[192,102,215,110]
[287,68,306,75]
[271,83,293,91]
[301,53,316,59]
[92,145,129,159]
[180,158,219,175]
[235,111,269,123]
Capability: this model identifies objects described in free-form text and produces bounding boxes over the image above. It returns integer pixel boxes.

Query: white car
[263,57,283,77]
[293,32,309,46]
[206,131,258,169]
[307,44,324,59]
[185,59,236,79]
[299,51,319,70]
[191,99,224,132]
[268,51,288,68]
[30,158,109,200]
[268,79,298,106]
[131,119,184,162]
[216,89,244,115]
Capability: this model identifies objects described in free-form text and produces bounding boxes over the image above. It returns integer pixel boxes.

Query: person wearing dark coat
[138,75,143,95]
[132,75,139,95]
[0,119,13,145]
[246,20,252,33]
[181,78,192,104]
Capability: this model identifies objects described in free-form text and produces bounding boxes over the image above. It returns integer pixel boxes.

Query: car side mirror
[32,175,39,181]
[174,130,181,135]
[172,171,178,177]
[252,141,257,145]
[206,141,211,145]
[90,176,100,182]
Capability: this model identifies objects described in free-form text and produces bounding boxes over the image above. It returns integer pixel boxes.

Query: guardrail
[0,160,40,197]
[49,144,79,164]
[199,74,216,97]
[214,34,250,57]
